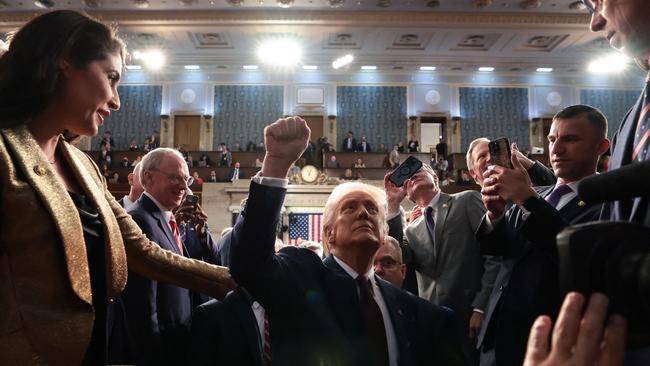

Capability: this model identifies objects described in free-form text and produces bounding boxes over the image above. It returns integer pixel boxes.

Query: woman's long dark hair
[0,10,126,127]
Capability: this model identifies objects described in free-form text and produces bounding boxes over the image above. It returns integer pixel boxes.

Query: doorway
[420,116,448,153]
[174,115,201,150]
[300,115,325,143]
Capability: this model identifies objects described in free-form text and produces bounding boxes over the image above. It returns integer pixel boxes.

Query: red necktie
[632,75,650,161]
[263,310,272,365]
[168,216,183,255]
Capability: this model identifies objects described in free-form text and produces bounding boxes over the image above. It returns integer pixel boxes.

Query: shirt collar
[332,255,374,281]
[420,191,441,215]
[143,191,173,222]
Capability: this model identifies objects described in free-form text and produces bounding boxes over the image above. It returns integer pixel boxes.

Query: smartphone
[488,137,513,169]
[388,156,423,187]
[183,194,199,207]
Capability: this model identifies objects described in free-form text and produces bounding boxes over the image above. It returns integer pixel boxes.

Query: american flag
[288,213,323,246]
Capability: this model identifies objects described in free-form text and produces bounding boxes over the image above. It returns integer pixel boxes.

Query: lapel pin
[442,203,448,209]
[397,309,403,316]
[578,201,586,207]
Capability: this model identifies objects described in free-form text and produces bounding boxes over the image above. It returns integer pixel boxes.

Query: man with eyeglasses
[583,0,650,227]
[120,147,199,365]
[373,236,407,289]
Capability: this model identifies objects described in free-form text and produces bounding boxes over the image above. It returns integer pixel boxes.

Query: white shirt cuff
[252,172,288,189]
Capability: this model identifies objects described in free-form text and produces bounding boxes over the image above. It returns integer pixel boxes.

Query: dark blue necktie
[425,206,436,245]
[632,76,650,161]
[545,184,572,208]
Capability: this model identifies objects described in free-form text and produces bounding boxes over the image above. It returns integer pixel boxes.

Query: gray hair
[383,236,403,264]
[139,148,184,184]
[466,137,490,171]
[131,162,142,184]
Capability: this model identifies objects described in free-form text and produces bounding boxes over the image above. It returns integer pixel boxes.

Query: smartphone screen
[488,138,513,169]
[184,194,199,207]
[388,156,423,187]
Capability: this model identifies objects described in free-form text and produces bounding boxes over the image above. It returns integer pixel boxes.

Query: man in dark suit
[476,105,610,366]
[230,116,465,366]
[186,288,266,366]
[585,0,650,226]
[226,161,243,181]
[384,163,497,361]
[122,148,197,365]
[342,130,357,152]
[357,135,372,152]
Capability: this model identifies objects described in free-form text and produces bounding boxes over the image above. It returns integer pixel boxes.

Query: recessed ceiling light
[419,66,436,71]
[302,65,318,70]
[588,53,631,74]
[243,65,259,70]
[536,67,553,73]
[257,39,302,67]
[332,54,354,69]
[132,49,165,70]
[125,65,142,70]
[361,65,377,70]
[34,0,54,7]
[478,66,495,72]
[184,65,200,70]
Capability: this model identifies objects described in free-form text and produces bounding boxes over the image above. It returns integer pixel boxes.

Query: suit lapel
[60,140,128,298]
[140,194,182,255]
[433,193,452,264]
[376,277,415,366]
[1,125,92,305]
[610,90,643,170]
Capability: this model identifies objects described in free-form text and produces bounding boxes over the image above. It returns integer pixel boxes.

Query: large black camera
[557,160,650,348]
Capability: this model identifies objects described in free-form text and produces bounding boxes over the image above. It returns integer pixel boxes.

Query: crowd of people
[1,3,648,365]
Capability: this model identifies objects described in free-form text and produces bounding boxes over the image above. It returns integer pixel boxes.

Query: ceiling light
[328,0,345,7]
[276,0,293,7]
[588,53,631,74]
[125,65,142,70]
[82,0,102,7]
[332,54,354,69]
[133,49,165,70]
[257,39,302,67]
[34,0,54,8]
[536,67,553,73]
[243,65,259,70]
[478,66,495,72]
[419,66,436,71]
[361,65,377,70]
[184,65,200,70]
[132,0,150,8]
[302,65,318,70]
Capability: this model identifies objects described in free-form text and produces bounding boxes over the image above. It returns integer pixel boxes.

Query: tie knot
[355,275,370,290]
[546,184,572,207]
[169,216,178,228]
[425,206,434,216]
[553,184,572,196]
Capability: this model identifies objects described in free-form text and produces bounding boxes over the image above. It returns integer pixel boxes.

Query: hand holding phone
[388,156,423,187]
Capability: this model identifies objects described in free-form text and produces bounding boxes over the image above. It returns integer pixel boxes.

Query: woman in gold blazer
[0,10,235,365]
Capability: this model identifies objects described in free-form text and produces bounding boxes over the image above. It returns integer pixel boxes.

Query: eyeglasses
[374,257,400,269]
[149,169,194,186]
[581,0,600,14]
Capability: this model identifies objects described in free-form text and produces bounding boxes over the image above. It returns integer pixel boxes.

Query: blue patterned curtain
[94,85,163,150]
[580,89,641,139]
[336,86,407,149]
[459,87,530,150]
[213,85,284,148]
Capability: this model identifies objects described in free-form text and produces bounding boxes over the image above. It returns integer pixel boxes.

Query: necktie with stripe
[632,75,650,161]
[168,216,183,255]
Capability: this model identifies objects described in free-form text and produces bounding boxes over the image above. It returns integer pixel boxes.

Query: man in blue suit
[230,116,465,366]
[122,148,198,365]
[476,105,610,366]
[585,0,650,226]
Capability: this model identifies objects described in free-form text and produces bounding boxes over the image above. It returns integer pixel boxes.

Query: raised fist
[261,116,311,178]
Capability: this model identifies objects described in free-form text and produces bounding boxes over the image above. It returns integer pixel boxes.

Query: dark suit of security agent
[476,105,610,366]
[230,116,465,366]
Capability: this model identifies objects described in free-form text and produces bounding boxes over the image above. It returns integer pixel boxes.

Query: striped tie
[632,75,650,161]
[263,311,272,365]
[168,216,183,255]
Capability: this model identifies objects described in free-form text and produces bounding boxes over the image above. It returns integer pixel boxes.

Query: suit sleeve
[463,192,498,312]
[528,161,557,187]
[229,181,289,305]
[425,305,468,366]
[387,211,414,266]
[77,152,236,299]
[120,213,163,364]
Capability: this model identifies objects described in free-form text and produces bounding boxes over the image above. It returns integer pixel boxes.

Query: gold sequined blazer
[0,124,236,365]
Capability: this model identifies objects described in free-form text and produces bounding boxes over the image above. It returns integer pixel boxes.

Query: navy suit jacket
[608,89,650,227]
[342,137,357,152]
[181,222,219,306]
[476,185,603,366]
[186,290,264,366]
[123,194,193,365]
[357,141,372,152]
[230,181,466,366]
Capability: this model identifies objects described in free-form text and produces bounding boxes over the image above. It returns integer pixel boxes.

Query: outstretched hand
[523,292,626,366]
[261,116,311,179]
